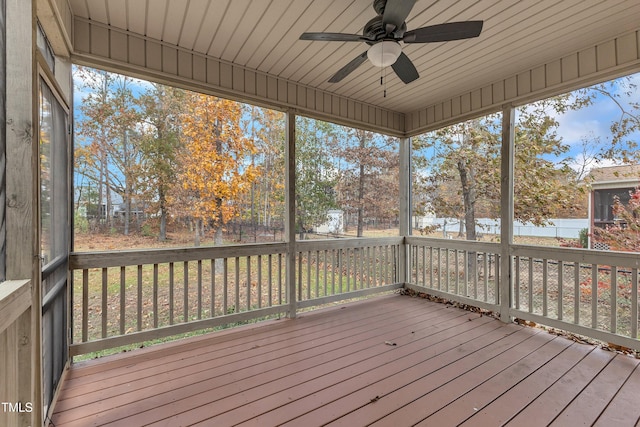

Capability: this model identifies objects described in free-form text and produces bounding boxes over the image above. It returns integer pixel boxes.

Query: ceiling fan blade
[300,32,364,42]
[382,0,416,33]
[403,21,483,43]
[391,52,419,84]
[328,51,368,83]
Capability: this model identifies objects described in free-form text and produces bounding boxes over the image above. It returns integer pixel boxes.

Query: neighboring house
[588,165,640,248]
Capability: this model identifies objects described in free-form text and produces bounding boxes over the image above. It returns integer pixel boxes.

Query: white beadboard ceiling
[69,0,640,115]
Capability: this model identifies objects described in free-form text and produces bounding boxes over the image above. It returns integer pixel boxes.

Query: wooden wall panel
[178,51,192,80]
[579,47,597,77]
[162,45,177,75]
[128,36,145,67]
[71,18,406,136]
[145,41,162,72]
[617,32,638,65]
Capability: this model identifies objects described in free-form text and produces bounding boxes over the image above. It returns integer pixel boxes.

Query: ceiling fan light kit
[367,40,402,68]
[299,0,484,88]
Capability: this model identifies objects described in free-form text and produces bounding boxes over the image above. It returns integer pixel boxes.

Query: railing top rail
[405,236,500,253]
[296,236,403,251]
[511,244,640,267]
[70,241,288,269]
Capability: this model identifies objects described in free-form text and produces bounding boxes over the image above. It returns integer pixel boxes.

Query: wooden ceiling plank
[266,0,360,76]
[207,0,252,59]
[219,0,271,63]
[86,0,108,22]
[124,0,147,35]
[191,0,229,54]
[243,0,311,70]
[145,0,167,40]
[232,0,293,66]
[177,0,211,50]
[161,0,189,45]
[106,0,127,29]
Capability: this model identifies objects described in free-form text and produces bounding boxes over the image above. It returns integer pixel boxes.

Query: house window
[593,188,632,226]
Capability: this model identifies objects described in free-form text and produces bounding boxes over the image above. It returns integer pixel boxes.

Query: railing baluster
[315,250,319,298]
[384,245,389,284]
[267,254,272,307]
[211,259,216,317]
[277,253,282,306]
[574,261,580,325]
[82,269,88,342]
[483,253,488,302]
[137,265,142,331]
[197,260,202,320]
[153,263,159,328]
[420,245,425,287]
[246,256,251,312]
[591,264,598,329]
[306,250,311,300]
[235,257,240,313]
[437,248,442,290]
[445,248,450,292]
[367,246,376,288]
[323,250,328,296]
[528,257,533,313]
[331,249,335,295]
[169,262,174,325]
[610,265,617,333]
[183,261,189,322]
[429,247,433,288]
[514,256,520,309]
[542,259,548,317]
[358,247,362,289]
[632,268,638,339]
[338,249,343,293]
[258,255,263,309]
[223,258,228,315]
[297,251,303,300]
[102,267,108,338]
[557,260,563,321]
[346,248,351,292]
[120,266,125,335]
[454,249,459,295]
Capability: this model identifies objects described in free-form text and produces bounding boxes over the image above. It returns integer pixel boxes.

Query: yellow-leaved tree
[172,92,259,246]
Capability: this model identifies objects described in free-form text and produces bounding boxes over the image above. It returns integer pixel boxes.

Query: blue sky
[551,72,640,172]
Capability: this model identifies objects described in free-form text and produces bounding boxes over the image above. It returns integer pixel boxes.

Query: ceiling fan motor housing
[364,16,407,42]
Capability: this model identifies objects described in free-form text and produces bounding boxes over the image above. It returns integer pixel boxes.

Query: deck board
[51,294,640,427]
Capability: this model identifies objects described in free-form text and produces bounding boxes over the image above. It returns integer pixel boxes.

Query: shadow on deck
[51,294,640,426]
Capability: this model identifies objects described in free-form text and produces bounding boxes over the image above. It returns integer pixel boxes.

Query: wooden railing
[296,238,402,308]
[510,245,640,351]
[0,279,32,427]
[69,238,403,356]
[406,236,640,351]
[406,237,502,312]
[70,235,640,355]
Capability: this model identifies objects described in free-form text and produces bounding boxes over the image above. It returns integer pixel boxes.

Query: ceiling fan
[299,0,483,84]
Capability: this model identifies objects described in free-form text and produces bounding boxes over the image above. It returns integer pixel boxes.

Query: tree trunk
[194,218,201,247]
[457,158,477,241]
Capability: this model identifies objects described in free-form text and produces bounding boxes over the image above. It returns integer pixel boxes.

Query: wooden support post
[399,136,411,284]
[4,0,40,426]
[285,111,297,318]
[500,105,515,323]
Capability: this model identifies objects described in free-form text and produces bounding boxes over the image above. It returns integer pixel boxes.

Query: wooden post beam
[399,136,411,284]
[500,104,515,323]
[285,111,297,318]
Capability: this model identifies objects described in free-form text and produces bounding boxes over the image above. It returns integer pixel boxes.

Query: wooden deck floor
[51,294,640,427]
